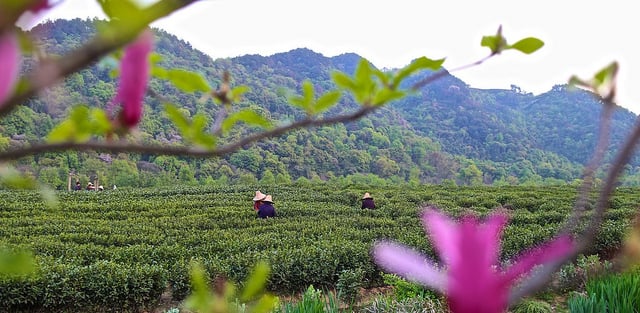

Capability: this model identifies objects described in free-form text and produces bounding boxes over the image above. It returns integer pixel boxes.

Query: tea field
[1,184,639,312]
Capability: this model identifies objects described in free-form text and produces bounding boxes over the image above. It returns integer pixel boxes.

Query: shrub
[382,274,439,302]
[511,299,553,313]
[336,268,364,304]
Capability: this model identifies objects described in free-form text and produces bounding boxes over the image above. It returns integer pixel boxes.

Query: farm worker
[98,185,104,191]
[361,192,376,209]
[74,181,82,191]
[86,182,95,191]
[257,195,276,219]
[253,190,267,211]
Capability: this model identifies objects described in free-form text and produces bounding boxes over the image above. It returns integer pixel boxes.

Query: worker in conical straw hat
[361,192,376,209]
[253,190,267,211]
[257,195,276,218]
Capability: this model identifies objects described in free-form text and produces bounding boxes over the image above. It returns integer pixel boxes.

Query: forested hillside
[2,18,639,189]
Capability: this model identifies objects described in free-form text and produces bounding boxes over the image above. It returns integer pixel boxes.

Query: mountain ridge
[3,18,639,188]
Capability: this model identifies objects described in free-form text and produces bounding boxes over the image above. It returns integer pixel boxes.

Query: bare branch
[410,55,494,91]
[0,105,376,161]
[510,96,640,302]
[560,100,614,233]
[0,0,201,118]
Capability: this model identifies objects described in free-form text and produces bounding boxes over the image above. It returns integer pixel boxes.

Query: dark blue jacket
[361,198,375,209]
[258,202,276,218]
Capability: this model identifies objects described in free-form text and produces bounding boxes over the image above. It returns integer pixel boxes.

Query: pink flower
[0,32,20,106]
[27,0,53,13]
[112,28,153,129]
[373,207,573,313]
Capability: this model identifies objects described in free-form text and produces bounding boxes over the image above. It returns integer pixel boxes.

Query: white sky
[38,0,640,114]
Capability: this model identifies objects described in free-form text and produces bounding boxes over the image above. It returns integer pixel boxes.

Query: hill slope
[2,18,639,188]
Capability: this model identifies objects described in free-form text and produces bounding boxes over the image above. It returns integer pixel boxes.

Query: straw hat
[262,195,274,203]
[362,192,373,200]
[253,190,267,201]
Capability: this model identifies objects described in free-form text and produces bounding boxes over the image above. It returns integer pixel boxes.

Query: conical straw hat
[253,190,267,201]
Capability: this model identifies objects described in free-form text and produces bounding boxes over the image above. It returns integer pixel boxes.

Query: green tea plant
[382,274,440,302]
[336,268,364,304]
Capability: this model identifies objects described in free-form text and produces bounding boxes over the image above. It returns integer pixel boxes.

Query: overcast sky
[38,0,640,114]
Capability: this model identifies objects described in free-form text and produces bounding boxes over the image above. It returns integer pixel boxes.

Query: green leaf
[373,70,390,86]
[221,109,272,134]
[289,94,306,110]
[240,261,270,302]
[47,106,111,143]
[192,132,216,149]
[354,59,373,85]
[373,89,406,106]
[0,247,36,277]
[191,114,208,133]
[151,66,168,79]
[90,109,112,134]
[311,91,341,114]
[593,62,619,85]
[164,103,190,132]
[290,80,315,113]
[252,294,278,313]
[189,114,216,147]
[229,85,250,102]
[302,80,315,110]
[509,37,544,54]
[97,0,142,21]
[47,120,78,143]
[392,56,445,88]
[167,69,211,93]
[481,35,501,53]
[184,262,214,313]
[0,166,38,190]
[332,71,356,90]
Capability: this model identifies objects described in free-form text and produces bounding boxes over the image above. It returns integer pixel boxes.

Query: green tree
[178,164,197,185]
[38,167,65,190]
[108,159,139,187]
[459,162,483,186]
[259,169,276,185]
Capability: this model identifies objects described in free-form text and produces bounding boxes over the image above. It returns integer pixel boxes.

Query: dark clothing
[257,202,276,218]
[361,198,376,209]
[74,184,82,191]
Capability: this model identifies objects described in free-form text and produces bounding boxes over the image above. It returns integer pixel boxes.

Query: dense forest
[2,18,639,189]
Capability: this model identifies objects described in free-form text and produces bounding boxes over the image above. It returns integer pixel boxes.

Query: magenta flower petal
[374,207,574,313]
[422,209,460,264]
[0,32,20,105]
[445,214,509,313]
[113,28,153,128]
[27,0,53,13]
[373,241,446,292]
[503,235,573,283]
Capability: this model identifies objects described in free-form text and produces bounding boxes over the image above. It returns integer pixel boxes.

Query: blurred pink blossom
[27,0,53,13]
[112,28,153,129]
[0,32,20,105]
[373,207,573,313]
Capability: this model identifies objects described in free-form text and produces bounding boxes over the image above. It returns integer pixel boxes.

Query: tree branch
[0,0,201,118]
[0,105,376,160]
